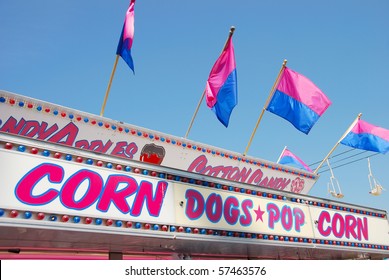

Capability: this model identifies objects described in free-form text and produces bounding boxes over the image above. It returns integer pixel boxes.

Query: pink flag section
[123,0,135,49]
[341,119,389,154]
[205,37,236,108]
[350,120,389,141]
[278,67,331,116]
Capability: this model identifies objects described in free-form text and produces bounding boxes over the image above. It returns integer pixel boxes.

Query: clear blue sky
[1,0,388,213]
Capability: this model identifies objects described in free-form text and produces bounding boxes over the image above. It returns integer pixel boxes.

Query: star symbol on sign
[254,204,265,222]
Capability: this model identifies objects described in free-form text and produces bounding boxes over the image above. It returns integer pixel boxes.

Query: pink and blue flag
[205,36,237,127]
[267,67,331,134]
[341,119,389,154]
[278,148,313,172]
[116,0,136,73]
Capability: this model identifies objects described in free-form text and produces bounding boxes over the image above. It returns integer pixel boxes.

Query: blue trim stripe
[267,90,320,134]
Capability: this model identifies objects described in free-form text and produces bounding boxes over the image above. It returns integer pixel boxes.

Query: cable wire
[326,150,369,165]
[317,152,379,174]
[308,148,357,167]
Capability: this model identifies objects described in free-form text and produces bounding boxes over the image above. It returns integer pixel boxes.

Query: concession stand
[0,90,388,260]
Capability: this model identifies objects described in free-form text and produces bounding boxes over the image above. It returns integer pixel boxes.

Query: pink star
[254,204,265,222]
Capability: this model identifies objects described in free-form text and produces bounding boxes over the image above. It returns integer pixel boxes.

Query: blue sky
[1,0,388,213]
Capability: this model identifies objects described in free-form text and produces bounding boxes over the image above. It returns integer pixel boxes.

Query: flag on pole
[277,147,313,172]
[340,119,389,154]
[266,67,331,134]
[205,36,237,127]
[117,0,136,73]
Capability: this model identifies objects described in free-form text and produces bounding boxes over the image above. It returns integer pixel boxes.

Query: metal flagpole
[243,59,287,156]
[276,145,287,164]
[184,89,206,139]
[100,55,120,117]
[184,26,236,139]
[313,113,362,174]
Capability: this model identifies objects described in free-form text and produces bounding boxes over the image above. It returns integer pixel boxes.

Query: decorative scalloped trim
[0,208,388,251]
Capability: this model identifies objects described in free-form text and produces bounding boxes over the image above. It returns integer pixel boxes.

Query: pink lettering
[131,180,168,217]
[317,211,369,241]
[0,117,140,160]
[20,120,40,137]
[17,120,59,140]
[281,206,293,231]
[0,116,26,134]
[278,178,291,190]
[205,193,223,223]
[317,211,331,237]
[75,139,90,149]
[98,175,138,213]
[187,155,291,191]
[90,140,113,153]
[357,217,369,241]
[293,207,304,232]
[267,203,280,229]
[16,163,63,205]
[247,169,263,185]
[61,170,103,210]
[226,167,240,181]
[36,122,59,140]
[187,155,207,173]
[239,199,253,226]
[75,139,114,154]
[47,122,79,146]
[184,189,253,227]
[15,163,168,217]
[224,197,239,225]
[111,141,128,157]
[236,168,252,182]
[267,203,305,232]
[332,213,345,238]
[185,189,205,220]
[111,141,138,159]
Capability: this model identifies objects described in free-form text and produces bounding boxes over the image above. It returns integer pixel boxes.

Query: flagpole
[313,113,362,174]
[184,26,236,139]
[100,55,120,117]
[243,59,287,156]
[276,145,287,164]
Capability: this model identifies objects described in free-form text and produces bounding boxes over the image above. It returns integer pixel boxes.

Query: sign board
[0,90,318,194]
[0,141,388,250]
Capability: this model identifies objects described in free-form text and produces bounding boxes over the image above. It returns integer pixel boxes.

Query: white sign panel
[310,207,389,245]
[174,184,314,237]
[0,144,388,249]
[0,149,176,224]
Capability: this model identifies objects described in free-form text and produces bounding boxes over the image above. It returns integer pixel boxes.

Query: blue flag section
[210,69,238,127]
[117,26,135,73]
[341,119,389,154]
[267,67,331,134]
